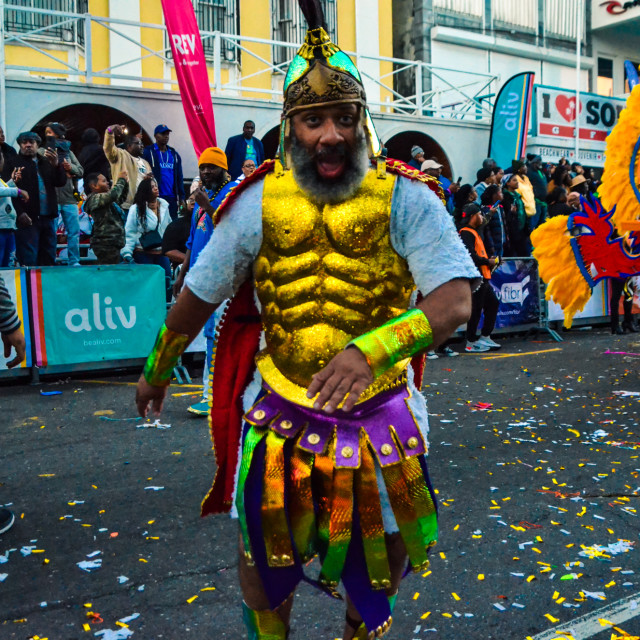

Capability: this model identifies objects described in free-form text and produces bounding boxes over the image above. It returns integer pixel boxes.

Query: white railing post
[84,13,92,83]
[213,31,221,91]
[415,62,423,115]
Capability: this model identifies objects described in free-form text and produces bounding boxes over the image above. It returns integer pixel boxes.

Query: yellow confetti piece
[452,592,460,601]
[527,575,536,582]
[115,621,128,628]
[186,595,198,604]
[545,614,560,623]
[556,597,565,604]
[83,603,92,608]
[139,558,148,563]
[172,452,182,455]
[38,474,55,477]
[605,581,616,588]
[94,409,115,416]
[442,612,452,618]
[454,524,459,531]
[568,429,580,437]
[422,570,432,577]
[420,612,431,620]
[83,623,91,631]
[478,574,485,581]
[552,591,559,600]
[532,547,542,554]
[439,552,446,560]
[200,587,216,591]
[413,592,420,600]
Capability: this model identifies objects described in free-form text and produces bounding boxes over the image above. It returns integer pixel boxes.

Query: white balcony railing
[0,3,498,125]
[433,0,484,17]
[492,0,538,30]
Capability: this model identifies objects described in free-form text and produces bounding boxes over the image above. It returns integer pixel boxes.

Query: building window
[5,0,88,46]
[624,61,640,94]
[597,57,613,97]
[193,0,238,62]
[271,0,337,67]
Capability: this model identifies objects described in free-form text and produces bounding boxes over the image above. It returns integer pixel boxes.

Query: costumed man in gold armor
[136,1,480,638]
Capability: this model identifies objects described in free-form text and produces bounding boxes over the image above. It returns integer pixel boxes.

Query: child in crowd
[0,151,29,267]
[84,171,129,265]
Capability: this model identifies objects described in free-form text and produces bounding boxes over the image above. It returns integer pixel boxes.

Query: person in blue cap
[143,124,185,221]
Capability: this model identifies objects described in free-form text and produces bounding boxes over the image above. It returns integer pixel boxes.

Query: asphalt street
[2,327,640,640]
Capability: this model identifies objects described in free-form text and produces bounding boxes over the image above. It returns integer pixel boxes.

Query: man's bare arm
[307,278,473,413]
[136,287,218,417]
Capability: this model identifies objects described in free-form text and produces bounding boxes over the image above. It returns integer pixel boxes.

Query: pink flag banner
[161,0,217,155]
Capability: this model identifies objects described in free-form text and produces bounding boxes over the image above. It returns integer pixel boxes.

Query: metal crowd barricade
[489,256,562,342]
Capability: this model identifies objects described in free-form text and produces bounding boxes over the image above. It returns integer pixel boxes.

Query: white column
[355,0,381,108]
[108,0,142,87]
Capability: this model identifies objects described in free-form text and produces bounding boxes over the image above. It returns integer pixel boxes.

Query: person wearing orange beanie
[173,145,235,416]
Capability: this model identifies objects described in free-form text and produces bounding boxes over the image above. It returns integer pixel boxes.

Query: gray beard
[290,129,370,205]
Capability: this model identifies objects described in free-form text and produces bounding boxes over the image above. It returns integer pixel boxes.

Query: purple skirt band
[244,381,427,468]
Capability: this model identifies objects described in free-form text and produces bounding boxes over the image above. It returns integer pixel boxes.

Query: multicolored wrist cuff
[349,309,433,378]
[143,323,189,387]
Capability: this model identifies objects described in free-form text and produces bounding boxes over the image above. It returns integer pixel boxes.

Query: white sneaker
[478,336,501,350]
[465,340,490,353]
[426,351,439,360]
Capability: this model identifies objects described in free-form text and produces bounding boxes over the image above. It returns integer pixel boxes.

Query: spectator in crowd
[104,125,151,211]
[480,184,507,258]
[163,193,194,268]
[569,174,592,204]
[122,176,172,301]
[225,120,264,180]
[459,204,500,353]
[77,128,111,182]
[610,277,637,334]
[236,158,256,184]
[474,167,496,204]
[2,132,66,266]
[0,127,17,160]
[526,154,548,230]
[482,157,497,170]
[84,171,129,265]
[173,147,234,416]
[408,145,425,169]
[558,157,569,167]
[501,173,529,256]
[43,122,83,267]
[546,186,572,218]
[567,191,582,210]
[547,163,572,194]
[452,184,477,226]
[570,162,584,178]
[0,271,27,535]
[421,158,443,182]
[143,124,185,221]
[0,151,28,267]
[512,159,536,225]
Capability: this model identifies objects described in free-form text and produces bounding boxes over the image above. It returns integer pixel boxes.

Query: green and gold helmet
[278,0,383,167]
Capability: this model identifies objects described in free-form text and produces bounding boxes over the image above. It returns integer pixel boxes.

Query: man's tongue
[317,155,345,180]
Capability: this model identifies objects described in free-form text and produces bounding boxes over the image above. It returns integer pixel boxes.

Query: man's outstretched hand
[306,347,373,414]
[136,374,168,417]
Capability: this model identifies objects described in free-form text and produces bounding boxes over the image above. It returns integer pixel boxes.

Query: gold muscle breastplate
[255,169,415,406]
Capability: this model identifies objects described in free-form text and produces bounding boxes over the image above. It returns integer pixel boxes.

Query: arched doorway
[261,124,281,160]
[384,131,453,181]
[31,103,152,153]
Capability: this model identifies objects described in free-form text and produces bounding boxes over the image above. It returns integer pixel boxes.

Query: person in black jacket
[77,128,111,182]
[0,126,17,160]
[526,154,548,230]
[224,120,265,180]
[2,131,66,266]
[143,124,185,221]
[459,204,501,353]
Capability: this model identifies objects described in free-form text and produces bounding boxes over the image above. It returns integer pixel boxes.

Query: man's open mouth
[316,155,346,180]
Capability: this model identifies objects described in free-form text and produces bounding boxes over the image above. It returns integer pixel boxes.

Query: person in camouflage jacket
[85,171,129,264]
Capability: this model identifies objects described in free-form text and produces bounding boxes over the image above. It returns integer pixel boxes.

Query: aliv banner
[487,72,535,169]
[161,0,217,155]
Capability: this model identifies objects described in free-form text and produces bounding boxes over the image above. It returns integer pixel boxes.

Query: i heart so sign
[555,95,582,123]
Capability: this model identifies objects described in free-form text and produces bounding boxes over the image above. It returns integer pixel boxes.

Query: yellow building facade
[3,0,394,106]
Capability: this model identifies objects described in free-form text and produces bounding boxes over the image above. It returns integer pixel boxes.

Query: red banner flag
[161,0,217,155]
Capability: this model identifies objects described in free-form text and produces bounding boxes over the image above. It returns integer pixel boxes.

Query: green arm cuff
[349,309,433,379]
[143,323,190,387]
